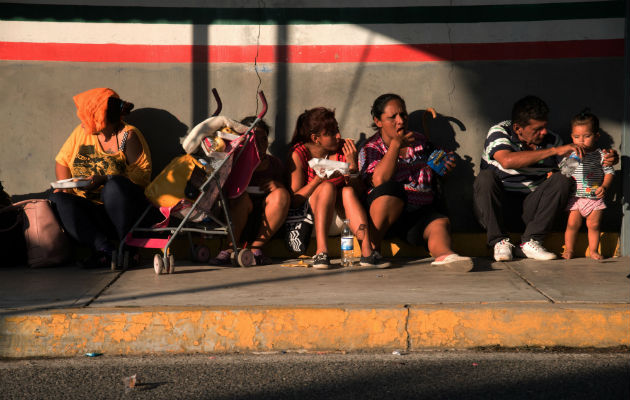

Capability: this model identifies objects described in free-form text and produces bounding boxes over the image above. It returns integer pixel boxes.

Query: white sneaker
[520,239,557,260]
[493,239,514,261]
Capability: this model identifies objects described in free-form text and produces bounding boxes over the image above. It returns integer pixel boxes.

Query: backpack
[284,201,314,255]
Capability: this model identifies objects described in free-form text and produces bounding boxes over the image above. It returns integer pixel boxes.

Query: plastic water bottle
[340,219,354,267]
[559,153,581,177]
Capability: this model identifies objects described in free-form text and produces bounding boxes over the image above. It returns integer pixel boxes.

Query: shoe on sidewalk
[252,249,272,266]
[520,239,557,260]
[78,250,112,269]
[493,239,514,261]
[431,253,473,271]
[208,249,232,266]
[312,252,331,269]
[360,251,391,269]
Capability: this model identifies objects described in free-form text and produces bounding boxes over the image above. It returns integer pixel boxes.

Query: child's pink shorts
[566,196,606,217]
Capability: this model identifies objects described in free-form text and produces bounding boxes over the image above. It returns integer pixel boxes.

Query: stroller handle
[257,91,268,119]
[211,88,222,116]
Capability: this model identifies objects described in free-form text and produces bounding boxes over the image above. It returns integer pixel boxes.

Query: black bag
[0,205,27,267]
[284,201,314,254]
[0,181,11,208]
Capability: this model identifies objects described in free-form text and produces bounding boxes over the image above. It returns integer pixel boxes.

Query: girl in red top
[287,107,388,269]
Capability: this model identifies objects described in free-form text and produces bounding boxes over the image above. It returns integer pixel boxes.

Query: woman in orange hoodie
[49,88,154,268]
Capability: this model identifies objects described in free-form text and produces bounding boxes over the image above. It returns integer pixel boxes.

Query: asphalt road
[0,350,628,399]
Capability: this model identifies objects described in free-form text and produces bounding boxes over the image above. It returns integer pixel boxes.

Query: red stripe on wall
[0,40,623,63]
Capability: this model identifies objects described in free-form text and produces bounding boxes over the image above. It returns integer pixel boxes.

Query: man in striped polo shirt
[472,96,615,262]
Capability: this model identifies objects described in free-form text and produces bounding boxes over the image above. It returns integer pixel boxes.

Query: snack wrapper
[308,158,350,178]
[427,150,454,176]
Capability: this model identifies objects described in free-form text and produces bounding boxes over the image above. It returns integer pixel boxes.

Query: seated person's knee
[268,187,290,209]
[550,171,574,191]
[101,175,132,198]
[313,180,337,198]
[368,180,405,210]
[432,216,451,230]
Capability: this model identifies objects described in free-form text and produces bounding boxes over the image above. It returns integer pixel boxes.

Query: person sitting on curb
[359,93,471,268]
[49,88,153,268]
[287,107,389,269]
[209,117,290,266]
[473,95,618,261]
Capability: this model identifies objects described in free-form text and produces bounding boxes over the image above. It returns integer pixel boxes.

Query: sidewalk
[1,255,628,357]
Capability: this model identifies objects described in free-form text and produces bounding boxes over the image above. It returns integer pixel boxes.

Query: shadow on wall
[125,108,189,178]
[408,110,481,232]
[595,129,622,231]
[597,128,614,151]
[12,108,189,202]
[271,24,289,158]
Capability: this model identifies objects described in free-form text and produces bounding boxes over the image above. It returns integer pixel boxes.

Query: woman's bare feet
[561,249,574,260]
[589,250,602,260]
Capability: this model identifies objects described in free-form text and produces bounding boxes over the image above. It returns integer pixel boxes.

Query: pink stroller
[112,90,268,274]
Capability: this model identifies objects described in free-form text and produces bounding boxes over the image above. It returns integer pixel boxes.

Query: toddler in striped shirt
[562,109,615,260]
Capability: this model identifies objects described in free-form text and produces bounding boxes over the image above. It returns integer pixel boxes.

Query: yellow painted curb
[407,304,630,348]
[0,308,407,357]
[1,305,628,357]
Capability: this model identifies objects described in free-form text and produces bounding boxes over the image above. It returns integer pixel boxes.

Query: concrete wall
[0,0,625,231]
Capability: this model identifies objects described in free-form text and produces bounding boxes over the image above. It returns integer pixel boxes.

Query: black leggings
[49,175,150,253]
[367,181,446,247]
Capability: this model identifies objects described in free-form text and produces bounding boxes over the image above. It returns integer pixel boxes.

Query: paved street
[1,351,628,399]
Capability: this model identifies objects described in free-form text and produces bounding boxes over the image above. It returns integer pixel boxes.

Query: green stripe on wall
[0,1,624,25]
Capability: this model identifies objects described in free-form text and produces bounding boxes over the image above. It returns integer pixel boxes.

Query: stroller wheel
[168,254,176,274]
[153,254,164,275]
[232,248,254,268]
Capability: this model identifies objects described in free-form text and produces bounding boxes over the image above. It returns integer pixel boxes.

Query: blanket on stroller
[181,116,248,154]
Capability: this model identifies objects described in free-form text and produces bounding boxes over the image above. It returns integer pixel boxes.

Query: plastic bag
[307,158,349,179]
